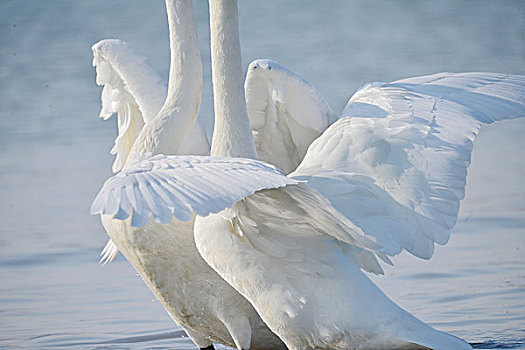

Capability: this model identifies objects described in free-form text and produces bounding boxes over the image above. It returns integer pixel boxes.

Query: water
[0,1,524,349]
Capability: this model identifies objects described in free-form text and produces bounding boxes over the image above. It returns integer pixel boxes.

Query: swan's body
[92,0,525,349]
[92,1,285,349]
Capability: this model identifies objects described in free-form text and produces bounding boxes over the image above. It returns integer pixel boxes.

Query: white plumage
[292,72,525,259]
[91,1,287,349]
[92,39,209,172]
[184,71,525,349]
[196,71,524,349]
[91,155,299,226]
[91,0,525,349]
[92,39,158,172]
[245,59,337,174]
[200,1,525,348]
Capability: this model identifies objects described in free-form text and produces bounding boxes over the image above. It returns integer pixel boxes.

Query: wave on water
[471,339,525,349]
[37,329,192,348]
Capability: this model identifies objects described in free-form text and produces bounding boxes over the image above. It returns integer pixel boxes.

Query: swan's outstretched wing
[90,155,299,227]
[245,59,337,174]
[93,39,167,172]
[291,73,525,259]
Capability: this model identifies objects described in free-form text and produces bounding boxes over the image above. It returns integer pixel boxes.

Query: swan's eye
[252,66,257,70]
[268,66,272,70]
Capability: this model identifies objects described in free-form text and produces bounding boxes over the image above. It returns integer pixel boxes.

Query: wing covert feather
[245,59,337,174]
[92,39,167,172]
[230,184,387,276]
[91,155,300,227]
[292,72,525,259]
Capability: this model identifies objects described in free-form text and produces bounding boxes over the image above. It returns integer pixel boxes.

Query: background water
[0,1,524,349]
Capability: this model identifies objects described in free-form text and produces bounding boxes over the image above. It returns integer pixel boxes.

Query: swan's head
[247,59,291,80]
[92,39,130,67]
[92,39,133,88]
[246,58,315,91]
[246,59,301,104]
[249,59,275,72]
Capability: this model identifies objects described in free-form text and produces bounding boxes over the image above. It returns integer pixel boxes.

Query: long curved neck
[128,0,202,164]
[209,0,257,159]
[164,0,202,109]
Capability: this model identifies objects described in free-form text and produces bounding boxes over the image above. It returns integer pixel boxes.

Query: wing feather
[92,39,167,172]
[292,72,525,259]
[91,155,300,226]
[99,239,119,265]
[226,184,385,277]
[245,59,337,174]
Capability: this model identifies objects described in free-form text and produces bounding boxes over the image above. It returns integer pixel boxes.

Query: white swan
[92,0,525,349]
[92,1,285,349]
[201,5,525,344]
[195,3,525,344]
[196,69,525,350]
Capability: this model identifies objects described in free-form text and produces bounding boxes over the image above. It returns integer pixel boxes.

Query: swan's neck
[164,0,202,111]
[128,0,202,162]
[209,0,257,159]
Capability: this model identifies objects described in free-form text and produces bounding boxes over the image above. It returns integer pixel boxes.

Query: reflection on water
[0,0,524,349]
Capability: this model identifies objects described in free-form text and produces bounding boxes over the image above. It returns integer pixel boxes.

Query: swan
[92,0,525,348]
[91,1,286,349]
[194,3,525,344]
